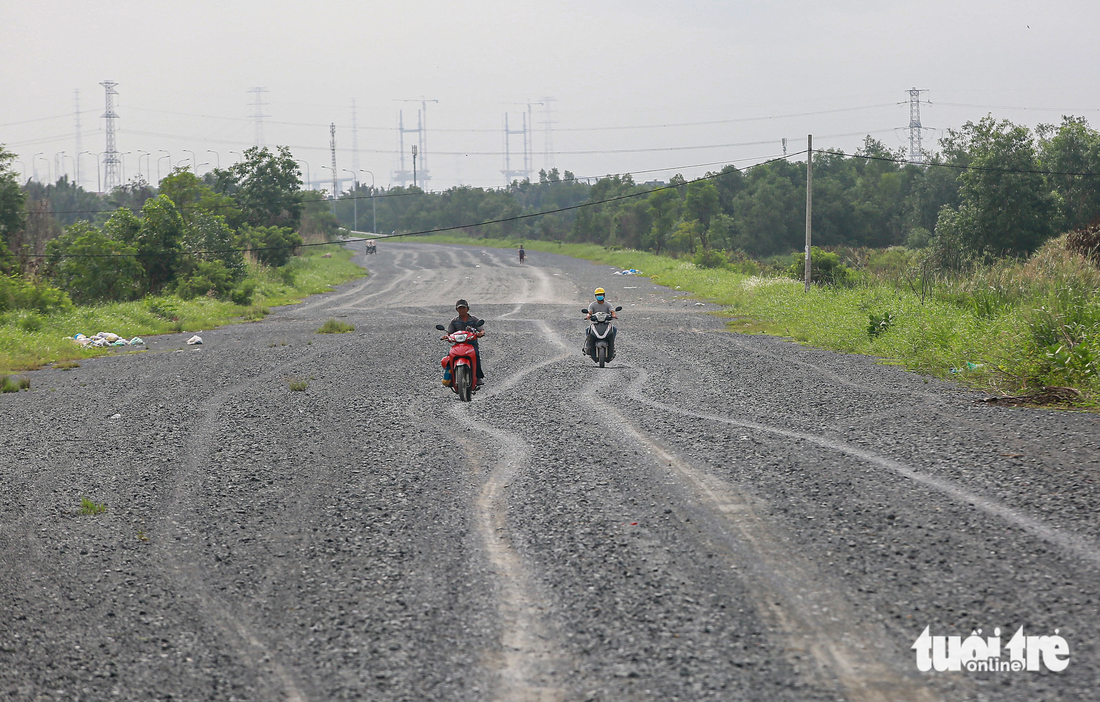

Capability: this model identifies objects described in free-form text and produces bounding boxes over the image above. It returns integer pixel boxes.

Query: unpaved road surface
[2,241,1099,701]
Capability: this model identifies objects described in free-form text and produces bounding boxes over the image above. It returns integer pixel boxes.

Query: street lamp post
[55,151,67,182]
[229,151,243,165]
[82,151,100,192]
[360,169,376,233]
[185,150,197,172]
[158,150,171,181]
[342,169,358,231]
[411,145,418,190]
[119,152,132,184]
[207,149,220,169]
[137,150,150,181]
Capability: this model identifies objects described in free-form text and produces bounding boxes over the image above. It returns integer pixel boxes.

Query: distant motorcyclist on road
[442,299,486,385]
[583,287,617,357]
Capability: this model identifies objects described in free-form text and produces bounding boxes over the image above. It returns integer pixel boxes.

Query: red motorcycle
[435,321,484,401]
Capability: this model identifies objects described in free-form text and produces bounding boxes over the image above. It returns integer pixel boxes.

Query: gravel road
[2,241,1098,701]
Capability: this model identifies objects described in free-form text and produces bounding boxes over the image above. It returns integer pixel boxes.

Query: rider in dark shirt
[444,299,485,382]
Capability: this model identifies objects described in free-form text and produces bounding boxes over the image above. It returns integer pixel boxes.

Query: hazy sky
[4,1,1098,193]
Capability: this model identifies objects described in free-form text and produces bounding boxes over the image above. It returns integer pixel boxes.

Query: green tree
[1037,116,1100,232]
[646,187,680,255]
[159,167,241,227]
[684,180,720,250]
[0,146,25,271]
[220,146,303,229]
[134,196,186,293]
[45,222,143,303]
[937,116,1054,255]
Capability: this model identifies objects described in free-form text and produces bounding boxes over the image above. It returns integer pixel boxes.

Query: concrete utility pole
[73,90,83,188]
[411,145,418,189]
[804,134,813,292]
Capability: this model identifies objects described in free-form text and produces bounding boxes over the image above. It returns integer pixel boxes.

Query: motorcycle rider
[583,287,617,358]
[442,299,486,386]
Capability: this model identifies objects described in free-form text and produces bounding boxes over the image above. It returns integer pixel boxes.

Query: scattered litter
[186,335,203,345]
[950,361,984,373]
[695,302,705,306]
[109,413,121,420]
[613,269,642,275]
[68,332,147,349]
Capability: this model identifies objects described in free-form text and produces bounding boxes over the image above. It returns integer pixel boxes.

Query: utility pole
[74,90,83,188]
[782,137,787,157]
[412,145,418,190]
[804,135,813,292]
[904,88,929,164]
[397,98,437,189]
[329,123,338,215]
[249,87,269,146]
[100,81,120,191]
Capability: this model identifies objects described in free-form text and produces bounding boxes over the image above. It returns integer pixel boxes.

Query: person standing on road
[583,287,617,357]
[518,245,526,264]
[444,299,486,385]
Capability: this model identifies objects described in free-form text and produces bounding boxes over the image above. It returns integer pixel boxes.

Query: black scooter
[582,306,622,367]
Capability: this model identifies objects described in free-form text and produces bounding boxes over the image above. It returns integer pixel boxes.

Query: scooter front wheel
[455,365,471,401]
[597,345,606,368]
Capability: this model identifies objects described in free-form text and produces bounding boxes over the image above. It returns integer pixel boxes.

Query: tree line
[0,146,339,311]
[334,115,1100,264]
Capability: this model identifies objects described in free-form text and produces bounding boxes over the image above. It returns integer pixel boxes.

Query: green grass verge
[409,234,1100,406]
[0,244,365,373]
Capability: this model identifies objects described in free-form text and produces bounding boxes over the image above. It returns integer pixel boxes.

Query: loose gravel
[1,241,1097,701]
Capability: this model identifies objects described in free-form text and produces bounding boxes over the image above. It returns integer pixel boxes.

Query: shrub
[787,247,856,287]
[237,225,303,267]
[146,298,180,321]
[229,280,257,305]
[0,274,73,314]
[174,260,237,300]
[692,248,728,269]
[1,376,30,393]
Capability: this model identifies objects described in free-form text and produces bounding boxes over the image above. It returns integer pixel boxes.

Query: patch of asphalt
[1,240,1098,702]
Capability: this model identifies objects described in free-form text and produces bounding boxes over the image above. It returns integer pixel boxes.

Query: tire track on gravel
[448,319,573,702]
[154,356,322,702]
[578,371,940,702]
[619,368,1100,569]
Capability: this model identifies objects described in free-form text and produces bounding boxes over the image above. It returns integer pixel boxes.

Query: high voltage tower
[329,122,338,213]
[500,112,530,185]
[905,87,929,164]
[249,87,269,146]
[100,80,120,191]
[540,96,557,170]
[395,98,437,189]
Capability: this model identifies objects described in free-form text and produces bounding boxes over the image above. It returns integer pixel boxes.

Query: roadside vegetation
[316,319,354,334]
[0,145,364,373]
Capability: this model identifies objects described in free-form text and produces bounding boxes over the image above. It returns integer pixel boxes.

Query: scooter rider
[442,299,486,385]
[583,287,617,357]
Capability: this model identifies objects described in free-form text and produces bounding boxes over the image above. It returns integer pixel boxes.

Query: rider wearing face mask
[583,287,617,357]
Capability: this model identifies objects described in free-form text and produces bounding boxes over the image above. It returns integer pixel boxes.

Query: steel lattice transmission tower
[101,81,120,191]
[907,88,929,164]
[501,112,530,186]
[329,122,338,214]
[249,87,269,146]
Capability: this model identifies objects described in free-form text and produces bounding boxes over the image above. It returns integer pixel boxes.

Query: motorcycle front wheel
[455,365,471,401]
[597,345,606,368]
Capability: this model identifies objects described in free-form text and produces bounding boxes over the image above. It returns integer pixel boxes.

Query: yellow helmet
[594,288,605,297]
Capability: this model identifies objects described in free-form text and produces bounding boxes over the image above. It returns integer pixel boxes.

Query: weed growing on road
[79,497,106,515]
[317,319,354,334]
[288,377,309,391]
[54,361,80,370]
[0,376,30,393]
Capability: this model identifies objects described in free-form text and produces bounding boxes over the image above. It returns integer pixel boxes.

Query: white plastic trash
[186,335,203,345]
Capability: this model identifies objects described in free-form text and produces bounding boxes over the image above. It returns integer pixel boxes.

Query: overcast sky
[4,1,1098,194]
